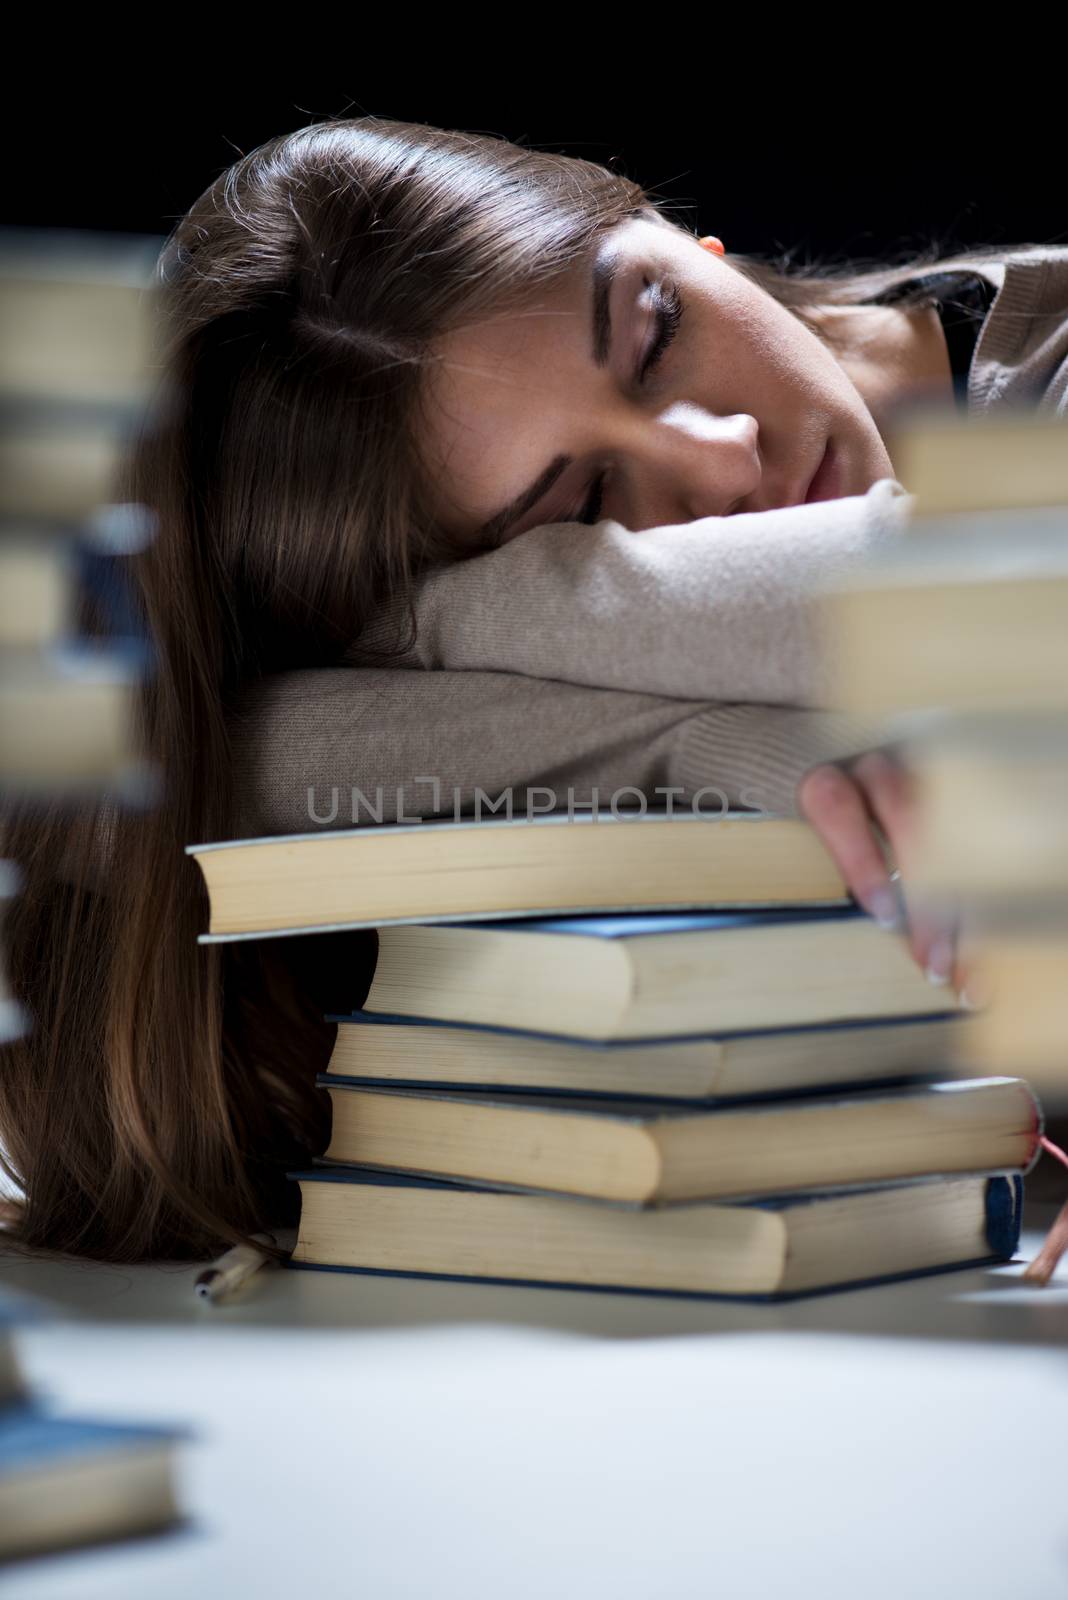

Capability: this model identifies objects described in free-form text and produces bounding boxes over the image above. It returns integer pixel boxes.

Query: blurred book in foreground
[905,714,1068,900]
[819,410,1068,1126]
[0,1410,181,1564]
[0,226,161,412]
[821,410,1068,716]
[820,535,1068,716]
[0,1285,183,1565]
[0,226,164,804]
[0,537,74,647]
[0,647,148,798]
[885,408,1068,519]
[955,929,1068,1080]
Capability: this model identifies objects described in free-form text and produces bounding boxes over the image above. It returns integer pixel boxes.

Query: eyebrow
[476,250,622,546]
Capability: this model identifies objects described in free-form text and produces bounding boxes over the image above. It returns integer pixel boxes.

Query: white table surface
[3,1215,1067,1600]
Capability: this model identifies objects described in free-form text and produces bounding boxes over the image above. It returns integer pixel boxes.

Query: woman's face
[420,214,899,551]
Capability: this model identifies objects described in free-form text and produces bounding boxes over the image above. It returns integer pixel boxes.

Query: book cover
[0,1406,181,1475]
[330,1005,959,1049]
[411,904,871,938]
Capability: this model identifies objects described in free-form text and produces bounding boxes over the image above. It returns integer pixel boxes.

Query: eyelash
[569,281,685,526]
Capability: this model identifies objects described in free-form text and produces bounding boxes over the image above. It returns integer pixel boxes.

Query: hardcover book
[289,1166,1024,1301]
[318,1075,1041,1205]
[327,1008,964,1102]
[362,906,961,1040]
[0,1407,181,1562]
[187,812,852,942]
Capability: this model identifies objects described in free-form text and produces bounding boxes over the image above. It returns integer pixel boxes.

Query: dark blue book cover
[0,1405,182,1476]
[325,1010,958,1106]
[313,1074,1009,1120]
[424,904,870,938]
[327,1005,960,1051]
[0,1285,49,1329]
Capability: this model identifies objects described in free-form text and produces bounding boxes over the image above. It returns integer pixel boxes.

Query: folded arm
[229,665,962,988]
[228,666,890,836]
[347,479,913,708]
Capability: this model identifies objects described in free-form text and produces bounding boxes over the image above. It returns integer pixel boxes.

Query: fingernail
[925,938,955,986]
[961,976,992,1011]
[865,886,905,932]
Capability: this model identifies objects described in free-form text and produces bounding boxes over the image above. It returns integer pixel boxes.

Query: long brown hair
[0,115,1035,1260]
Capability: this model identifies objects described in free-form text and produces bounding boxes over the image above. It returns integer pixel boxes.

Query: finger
[801,753,960,991]
[848,750,960,987]
[797,763,902,928]
[848,750,918,867]
[921,905,962,994]
[953,919,995,1012]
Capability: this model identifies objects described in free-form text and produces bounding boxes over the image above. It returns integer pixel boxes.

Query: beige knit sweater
[229,245,1068,837]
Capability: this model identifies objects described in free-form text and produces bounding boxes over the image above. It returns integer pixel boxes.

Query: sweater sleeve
[346,478,913,707]
[227,666,893,838]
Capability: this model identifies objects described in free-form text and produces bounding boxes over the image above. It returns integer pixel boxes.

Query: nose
[626,407,764,529]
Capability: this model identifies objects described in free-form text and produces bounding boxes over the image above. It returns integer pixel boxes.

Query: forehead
[419,216,675,532]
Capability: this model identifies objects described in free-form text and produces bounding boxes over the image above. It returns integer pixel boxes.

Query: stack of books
[0,225,168,1042]
[0,228,187,1557]
[0,225,163,803]
[189,811,1036,1300]
[0,1285,181,1564]
[820,410,1068,1098]
[903,714,1068,1085]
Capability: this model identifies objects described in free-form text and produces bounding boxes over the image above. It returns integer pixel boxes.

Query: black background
[5,61,1065,266]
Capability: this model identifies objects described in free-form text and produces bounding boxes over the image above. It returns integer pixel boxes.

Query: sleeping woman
[3,116,1065,1261]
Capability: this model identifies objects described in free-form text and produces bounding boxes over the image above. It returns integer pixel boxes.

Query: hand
[797,749,978,998]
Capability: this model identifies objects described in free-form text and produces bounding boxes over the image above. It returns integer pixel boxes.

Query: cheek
[784,312,870,413]
[688,280,804,398]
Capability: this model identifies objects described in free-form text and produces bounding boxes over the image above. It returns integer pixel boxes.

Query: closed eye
[639,280,684,384]
[567,280,686,526]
